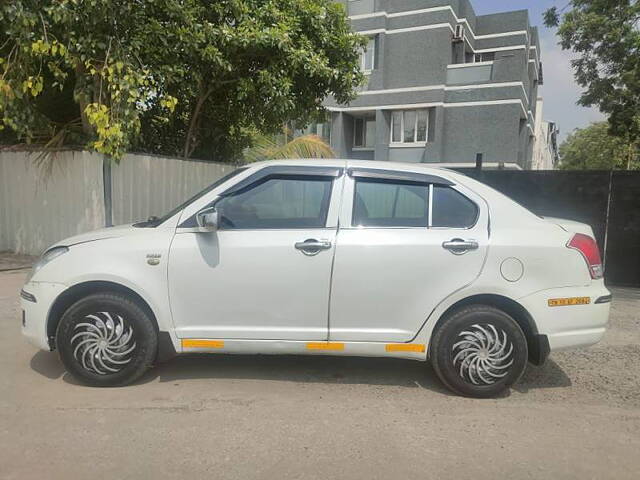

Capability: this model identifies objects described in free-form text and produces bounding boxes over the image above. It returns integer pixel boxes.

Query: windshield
[134,167,248,227]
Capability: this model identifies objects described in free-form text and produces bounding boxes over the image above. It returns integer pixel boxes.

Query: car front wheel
[430,304,528,398]
[56,292,157,387]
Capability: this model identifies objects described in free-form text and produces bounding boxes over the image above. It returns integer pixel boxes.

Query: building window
[471,52,495,63]
[354,116,376,149]
[390,110,429,144]
[360,36,376,73]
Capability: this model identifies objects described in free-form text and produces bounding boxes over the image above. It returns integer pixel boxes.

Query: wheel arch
[46,280,159,349]
[431,294,548,365]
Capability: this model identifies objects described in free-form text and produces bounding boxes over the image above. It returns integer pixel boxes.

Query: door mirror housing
[196,206,219,232]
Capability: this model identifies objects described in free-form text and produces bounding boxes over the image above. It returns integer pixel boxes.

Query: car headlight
[26,246,69,282]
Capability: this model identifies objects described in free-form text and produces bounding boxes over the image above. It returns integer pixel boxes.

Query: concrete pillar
[428,106,446,163]
[330,112,350,158]
[375,110,390,161]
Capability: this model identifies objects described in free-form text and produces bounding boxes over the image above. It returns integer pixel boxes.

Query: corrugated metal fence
[0,150,234,255]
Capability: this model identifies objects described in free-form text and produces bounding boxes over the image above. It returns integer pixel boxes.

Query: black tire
[430,304,528,398]
[56,292,157,387]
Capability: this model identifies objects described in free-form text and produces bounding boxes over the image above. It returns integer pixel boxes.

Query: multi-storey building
[532,98,559,170]
[324,0,543,169]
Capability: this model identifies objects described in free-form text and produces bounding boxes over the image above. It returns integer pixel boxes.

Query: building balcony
[446,62,494,85]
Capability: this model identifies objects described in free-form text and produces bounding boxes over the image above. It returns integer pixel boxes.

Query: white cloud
[538,32,605,142]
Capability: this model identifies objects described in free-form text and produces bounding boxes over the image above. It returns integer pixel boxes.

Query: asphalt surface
[1,269,639,479]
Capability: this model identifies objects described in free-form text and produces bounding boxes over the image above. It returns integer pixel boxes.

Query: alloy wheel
[70,311,137,375]
[451,323,514,385]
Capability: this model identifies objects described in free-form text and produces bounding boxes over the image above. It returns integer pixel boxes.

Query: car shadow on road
[514,359,572,392]
[149,354,455,395]
[29,350,572,395]
[30,350,65,380]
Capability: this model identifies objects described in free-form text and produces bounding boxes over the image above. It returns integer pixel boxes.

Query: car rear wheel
[56,292,157,387]
[430,304,528,398]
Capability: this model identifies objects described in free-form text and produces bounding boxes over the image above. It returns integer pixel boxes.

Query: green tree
[0,0,364,161]
[544,1,640,151]
[559,122,639,170]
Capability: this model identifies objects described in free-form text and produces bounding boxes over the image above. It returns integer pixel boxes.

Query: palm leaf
[243,129,335,163]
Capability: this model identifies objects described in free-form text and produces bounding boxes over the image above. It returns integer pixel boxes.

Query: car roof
[247,158,457,177]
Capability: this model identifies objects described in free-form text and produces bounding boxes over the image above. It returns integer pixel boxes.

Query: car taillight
[567,233,603,279]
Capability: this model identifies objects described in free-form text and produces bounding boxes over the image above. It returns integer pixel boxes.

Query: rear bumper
[519,284,610,352]
[20,281,67,351]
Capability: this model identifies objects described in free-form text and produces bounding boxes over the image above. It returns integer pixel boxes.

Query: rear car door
[328,168,489,342]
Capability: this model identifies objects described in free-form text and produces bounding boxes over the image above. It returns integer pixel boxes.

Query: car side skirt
[178,339,428,361]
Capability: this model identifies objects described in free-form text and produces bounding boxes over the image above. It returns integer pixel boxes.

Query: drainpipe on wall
[103,155,113,227]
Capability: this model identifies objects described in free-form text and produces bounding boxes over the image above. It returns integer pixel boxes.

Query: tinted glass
[353,179,429,227]
[216,176,332,229]
[432,186,478,228]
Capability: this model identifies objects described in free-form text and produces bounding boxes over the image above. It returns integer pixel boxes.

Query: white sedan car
[21,160,611,397]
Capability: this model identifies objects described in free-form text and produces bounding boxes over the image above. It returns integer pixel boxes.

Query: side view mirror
[196,206,219,232]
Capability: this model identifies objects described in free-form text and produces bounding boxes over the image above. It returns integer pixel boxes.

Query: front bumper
[20,281,67,351]
[519,284,611,352]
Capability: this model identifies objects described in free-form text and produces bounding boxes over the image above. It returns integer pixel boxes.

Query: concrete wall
[0,150,233,255]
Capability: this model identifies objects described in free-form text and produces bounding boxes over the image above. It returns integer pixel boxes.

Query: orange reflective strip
[306,342,345,351]
[385,343,426,353]
[182,339,224,349]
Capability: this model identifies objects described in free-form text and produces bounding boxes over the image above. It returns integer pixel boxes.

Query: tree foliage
[243,127,334,163]
[0,0,364,161]
[544,1,640,145]
[559,122,639,170]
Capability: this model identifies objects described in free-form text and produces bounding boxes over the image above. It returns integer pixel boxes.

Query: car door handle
[442,238,479,255]
[295,239,332,256]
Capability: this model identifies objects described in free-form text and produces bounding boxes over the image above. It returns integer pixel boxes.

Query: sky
[472,0,605,141]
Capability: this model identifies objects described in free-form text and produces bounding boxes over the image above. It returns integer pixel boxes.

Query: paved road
[1,270,639,479]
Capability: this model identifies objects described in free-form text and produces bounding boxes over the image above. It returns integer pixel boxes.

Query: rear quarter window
[431,186,478,228]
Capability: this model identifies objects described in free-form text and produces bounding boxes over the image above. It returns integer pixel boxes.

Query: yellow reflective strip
[385,343,426,353]
[548,297,591,307]
[306,342,345,351]
[182,339,224,349]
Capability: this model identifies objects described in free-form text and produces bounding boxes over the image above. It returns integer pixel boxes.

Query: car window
[216,176,333,229]
[431,185,478,228]
[353,179,429,227]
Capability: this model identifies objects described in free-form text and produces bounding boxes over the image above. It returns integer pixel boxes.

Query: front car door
[329,167,489,342]
[168,164,344,340]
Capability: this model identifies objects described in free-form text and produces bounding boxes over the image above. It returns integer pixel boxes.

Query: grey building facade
[324,0,543,169]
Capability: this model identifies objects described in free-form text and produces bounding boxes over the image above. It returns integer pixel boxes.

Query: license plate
[548,297,591,307]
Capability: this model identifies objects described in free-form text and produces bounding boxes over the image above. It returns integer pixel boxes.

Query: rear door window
[353,179,429,227]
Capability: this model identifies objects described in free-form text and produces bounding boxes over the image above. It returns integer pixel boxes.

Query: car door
[168,165,344,340]
[328,167,489,343]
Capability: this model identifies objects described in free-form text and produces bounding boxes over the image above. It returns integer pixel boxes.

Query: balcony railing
[446,62,494,85]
